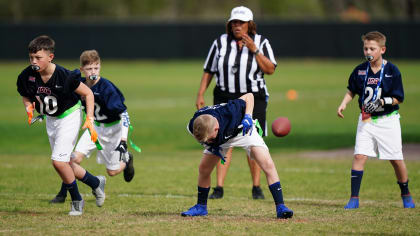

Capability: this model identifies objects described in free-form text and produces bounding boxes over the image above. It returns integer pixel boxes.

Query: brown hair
[28,35,55,54]
[193,114,216,143]
[80,50,101,67]
[361,31,386,47]
[226,20,257,38]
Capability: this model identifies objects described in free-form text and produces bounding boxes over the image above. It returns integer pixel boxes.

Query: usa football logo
[28,76,35,82]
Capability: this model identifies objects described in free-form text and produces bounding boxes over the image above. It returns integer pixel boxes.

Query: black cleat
[49,195,66,204]
[124,152,135,182]
[252,186,265,200]
[209,186,224,199]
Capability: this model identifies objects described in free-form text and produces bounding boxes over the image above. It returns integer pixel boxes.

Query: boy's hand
[364,99,383,113]
[26,104,34,126]
[337,104,346,118]
[241,114,253,135]
[82,116,98,143]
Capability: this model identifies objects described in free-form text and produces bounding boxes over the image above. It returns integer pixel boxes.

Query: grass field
[1,59,419,235]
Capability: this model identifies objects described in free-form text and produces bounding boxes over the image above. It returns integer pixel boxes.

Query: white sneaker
[92,175,106,207]
[69,200,84,216]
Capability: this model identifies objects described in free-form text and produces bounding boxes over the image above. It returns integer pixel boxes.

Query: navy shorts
[213,87,268,136]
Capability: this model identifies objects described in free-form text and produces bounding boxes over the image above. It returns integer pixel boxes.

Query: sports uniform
[347,61,404,160]
[204,33,277,136]
[74,77,131,171]
[187,100,267,159]
[182,94,293,219]
[338,31,415,209]
[17,65,82,162]
[197,6,277,200]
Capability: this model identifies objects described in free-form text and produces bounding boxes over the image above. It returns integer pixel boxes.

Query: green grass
[1,59,419,234]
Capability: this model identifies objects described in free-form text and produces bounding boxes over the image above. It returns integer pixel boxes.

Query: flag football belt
[56,101,81,119]
[94,119,120,127]
[91,117,141,153]
[371,110,398,123]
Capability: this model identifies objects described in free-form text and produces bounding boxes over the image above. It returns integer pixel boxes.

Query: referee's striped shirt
[203,33,277,96]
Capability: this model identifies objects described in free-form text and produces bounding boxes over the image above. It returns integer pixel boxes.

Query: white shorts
[46,108,82,162]
[74,121,122,170]
[354,112,403,160]
[203,125,268,158]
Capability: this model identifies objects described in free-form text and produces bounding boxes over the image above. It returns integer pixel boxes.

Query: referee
[195,6,277,200]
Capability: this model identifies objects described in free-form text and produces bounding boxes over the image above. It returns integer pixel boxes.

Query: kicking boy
[181,93,293,219]
[50,50,135,204]
[16,35,98,215]
[337,31,415,209]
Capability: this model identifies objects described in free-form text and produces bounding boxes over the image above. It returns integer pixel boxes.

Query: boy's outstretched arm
[75,82,97,142]
[337,90,355,118]
[239,93,254,115]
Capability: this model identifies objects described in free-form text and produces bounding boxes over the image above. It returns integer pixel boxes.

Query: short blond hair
[80,49,101,67]
[193,114,216,143]
[361,31,386,47]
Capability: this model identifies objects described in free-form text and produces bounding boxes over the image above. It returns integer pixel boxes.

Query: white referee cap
[228,6,253,22]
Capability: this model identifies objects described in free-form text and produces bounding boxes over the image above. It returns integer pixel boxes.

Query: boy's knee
[354,154,367,161]
[106,169,118,176]
[70,152,85,164]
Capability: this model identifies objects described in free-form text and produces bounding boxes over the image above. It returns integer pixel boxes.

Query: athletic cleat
[92,175,106,207]
[344,197,359,209]
[49,195,66,204]
[276,204,293,219]
[402,195,415,208]
[252,186,265,200]
[123,152,135,182]
[209,186,223,199]
[181,204,208,217]
[69,200,84,216]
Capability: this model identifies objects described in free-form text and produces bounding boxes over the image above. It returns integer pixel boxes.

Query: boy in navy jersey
[337,31,415,209]
[181,93,293,219]
[50,50,135,204]
[16,35,98,215]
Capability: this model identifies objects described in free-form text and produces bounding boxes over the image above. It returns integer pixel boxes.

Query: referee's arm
[196,72,214,110]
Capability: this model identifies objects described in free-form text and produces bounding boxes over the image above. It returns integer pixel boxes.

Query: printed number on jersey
[94,102,108,121]
[36,95,58,115]
[363,87,384,112]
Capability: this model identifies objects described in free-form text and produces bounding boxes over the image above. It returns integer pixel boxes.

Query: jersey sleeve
[16,73,31,98]
[346,68,358,95]
[203,39,219,74]
[66,69,82,92]
[390,69,404,103]
[260,37,277,67]
[104,85,127,114]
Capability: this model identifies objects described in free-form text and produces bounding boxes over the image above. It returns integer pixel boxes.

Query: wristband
[254,49,260,55]
[383,97,393,106]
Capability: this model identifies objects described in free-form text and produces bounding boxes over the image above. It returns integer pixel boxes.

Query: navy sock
[397,180,410,196]
[197,186,210,205]
[64,180,82,201]
[80,171,100,190]
[350,169,363,197]
[269,182,284,205]
[58,182,67,197]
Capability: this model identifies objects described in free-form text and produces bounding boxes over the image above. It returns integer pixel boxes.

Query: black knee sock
[350,170,363,197]
[397,180,410,196]
[58,182,67,197]
[64,180,82,201]
[269,182,284,205]
[197,186,210,205]
[80,170,100,190]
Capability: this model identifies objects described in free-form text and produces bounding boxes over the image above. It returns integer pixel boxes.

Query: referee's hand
[196,95,205,110]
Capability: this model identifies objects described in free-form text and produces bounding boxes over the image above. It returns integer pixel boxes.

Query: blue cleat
[276,204,293,219]
[344,197,359,209]
[402,195,415,208]
[181,204,208,217]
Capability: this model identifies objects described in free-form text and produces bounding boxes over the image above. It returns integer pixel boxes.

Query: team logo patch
[367,77,379,85]
[28,76,36,82]
[37,87,51,95]
[358,70,366,75]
